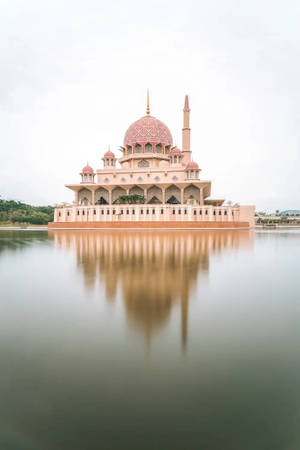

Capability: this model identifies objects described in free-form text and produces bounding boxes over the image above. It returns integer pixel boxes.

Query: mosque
[49,93,254,229]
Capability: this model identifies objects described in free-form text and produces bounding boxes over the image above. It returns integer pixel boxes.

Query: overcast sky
[0,0,299,211]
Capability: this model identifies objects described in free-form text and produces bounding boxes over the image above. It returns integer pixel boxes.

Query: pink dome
[104,150,115,158]
[169,147,182,155]
[124,115,173,147]
[82,164,94,174]
[185,161,199,170]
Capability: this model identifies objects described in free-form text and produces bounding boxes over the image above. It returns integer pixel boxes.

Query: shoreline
[1,225,300,231]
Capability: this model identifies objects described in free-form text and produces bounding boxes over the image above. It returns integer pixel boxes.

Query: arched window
[145,143,152,153]
[135,143,142,153]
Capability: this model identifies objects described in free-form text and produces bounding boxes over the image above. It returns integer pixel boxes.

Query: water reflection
[0,230,48,255]
[50,230,253,349]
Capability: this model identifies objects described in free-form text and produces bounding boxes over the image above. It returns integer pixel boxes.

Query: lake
[0,229,300,450]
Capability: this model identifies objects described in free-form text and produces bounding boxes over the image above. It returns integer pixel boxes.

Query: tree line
[0,198,54,225]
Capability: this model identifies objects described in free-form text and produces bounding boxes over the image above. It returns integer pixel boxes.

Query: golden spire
[146,89,150,115]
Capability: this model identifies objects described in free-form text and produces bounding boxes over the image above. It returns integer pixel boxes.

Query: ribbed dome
[124,115,173,147]
[104,150,115,158]
[185,161,199,169]
[82,164,94,174]
[169,147,182,155]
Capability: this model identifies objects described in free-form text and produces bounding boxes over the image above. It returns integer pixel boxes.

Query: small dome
[169,147,182,155]
[185,161,199,170]
[104,150,115,158]
[124,115,173,147]
[82,164,94,174]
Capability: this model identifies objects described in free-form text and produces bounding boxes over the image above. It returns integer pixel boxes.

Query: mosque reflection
[50,230,253,349]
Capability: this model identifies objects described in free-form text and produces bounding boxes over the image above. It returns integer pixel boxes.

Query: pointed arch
[129,185,144,196]
[147,185,162,204]
[166,185,180,204]
[78,188,92,205]
[184,184,200,204]
[112,186,126,203]
[95,187,109,205]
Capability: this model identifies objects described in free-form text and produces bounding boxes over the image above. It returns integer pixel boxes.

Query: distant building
[50,93,254,229]
[280,210,300,216]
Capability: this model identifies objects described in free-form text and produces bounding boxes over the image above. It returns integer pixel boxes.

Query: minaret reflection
[49,230,253,350]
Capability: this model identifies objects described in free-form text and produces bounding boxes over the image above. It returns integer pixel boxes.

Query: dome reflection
[49,230,253,349]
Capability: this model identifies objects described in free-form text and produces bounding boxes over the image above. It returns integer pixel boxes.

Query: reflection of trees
[50,230,253,349]
[0,231,49,256]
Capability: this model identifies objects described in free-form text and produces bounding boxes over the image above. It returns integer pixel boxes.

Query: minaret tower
[182,95,191,164]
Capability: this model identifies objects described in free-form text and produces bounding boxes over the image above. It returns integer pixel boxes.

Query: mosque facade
[49,94,254,229]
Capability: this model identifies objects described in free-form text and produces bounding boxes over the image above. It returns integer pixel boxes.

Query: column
[91,190,95,205]
[200,188,204,205]
[108,190,112,205]
[62,208,67,222]
[180,188,184,205]
[75,190,79,205]
[162,188,165,204]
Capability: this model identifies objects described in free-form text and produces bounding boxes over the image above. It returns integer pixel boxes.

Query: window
[193,210,196,215]
[101,210,104,215]
[113,210,115,215]
[224,210,227,215]
[178,209,181,215]
[82,210,85,215]
[152,209,155,214]
[141,209,144,214]
[219,210,222,215]
[172,209,175,215]
[199,210,202,215]
[107,210,110,214]
[184,209,187,214]
[138,160,149,168]
[132,210,135,214]
[77,210,80,215]
[161,209,164,214]
[213,210,216,215]
[94,210,96,215]
[67,211,70,216]
[126,210,129,214]
[58,212,61,217]
[205,210,208,215]
[146,209,149,214]
[121,209,123,214]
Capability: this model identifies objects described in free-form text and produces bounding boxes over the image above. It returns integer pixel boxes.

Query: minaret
[182,95,191,164]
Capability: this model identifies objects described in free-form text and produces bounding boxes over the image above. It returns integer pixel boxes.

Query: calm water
[1,229,300,450]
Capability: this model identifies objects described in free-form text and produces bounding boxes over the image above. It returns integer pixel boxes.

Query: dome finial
[146,89,150,115]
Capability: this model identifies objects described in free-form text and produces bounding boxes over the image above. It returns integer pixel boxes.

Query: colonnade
[75,184,205,206]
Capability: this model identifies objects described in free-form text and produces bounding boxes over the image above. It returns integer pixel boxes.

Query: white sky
[0,0,299,211]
